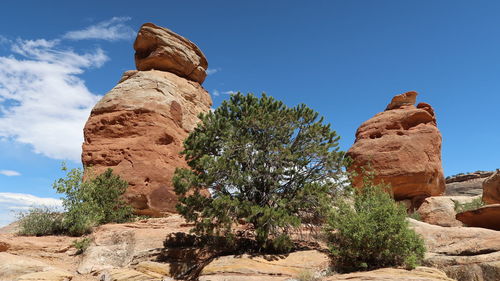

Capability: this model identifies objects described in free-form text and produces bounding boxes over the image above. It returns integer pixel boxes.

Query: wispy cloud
[0,192,62,227]
[0,38,105,161]
[0,170,21,176]
[63,17,135,41]
[206,68,221,75]
[212,89,236,97]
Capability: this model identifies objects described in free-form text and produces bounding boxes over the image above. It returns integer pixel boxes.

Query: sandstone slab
[0,252,55,280]
[82,70,212,216]
[198,250,329,281]
[347,92,445,201]
[456,204,500,231]
[325,266,454,281]
[15,270,73,281]
[410,218,500,281]
[134,23,208,84]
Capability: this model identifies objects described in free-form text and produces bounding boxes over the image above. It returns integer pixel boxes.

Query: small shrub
[408,211,422,221]
[53,165,133,236]
[295,270,322,281]
[325,177,425,272]
[17,207,65,236]
[453,197,484,213]
[72,237,93,254]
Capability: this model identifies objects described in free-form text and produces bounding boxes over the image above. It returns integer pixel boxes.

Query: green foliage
[295,270,322,281]
[325,177,425,272]
[453,197,485,213]
[17,207,65,236]
[174,93,346,252]
[53,164,133,236]
[72,237,93,255]
[407,211,422,221]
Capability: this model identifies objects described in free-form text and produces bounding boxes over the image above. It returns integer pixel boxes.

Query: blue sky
[0,1,499,226]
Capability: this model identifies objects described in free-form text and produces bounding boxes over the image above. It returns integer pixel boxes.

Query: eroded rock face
[82,70,212,216]
[416,196,480,227]
[456,204,500,231]
[347,92,445,201]
[483,171,500,204]
[325,267,454,281]
[134,23,208,84]
[410,218,500,281]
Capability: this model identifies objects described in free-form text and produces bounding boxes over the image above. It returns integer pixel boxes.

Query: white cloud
[0,192,62,227]
[206,68,221,75]
[211,89,236,97]
[63,17,135,41]
[0,38,105,161]
[0,170,21,176]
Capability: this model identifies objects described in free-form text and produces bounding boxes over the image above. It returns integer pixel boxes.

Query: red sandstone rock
[456,204,500,230]
[483,170,500,204]
[347,92,445,201]
[82,70,211,216]
[385,91,418,110]
[134,23,208,84]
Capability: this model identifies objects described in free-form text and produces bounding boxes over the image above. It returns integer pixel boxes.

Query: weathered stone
[456,204,500,231]
[0,252,55,280]
[325,266,454,281]
[134,23,208,84]
[416,196,480,227]
[483,171,500,204]
[410,218,500,281]
[198,250,329,281]
[385,91,418,110]
[15,270,73,281]
[99,268,159,281]
[82,70,212,216]
[347,92,445,201]
[133,261,172,278]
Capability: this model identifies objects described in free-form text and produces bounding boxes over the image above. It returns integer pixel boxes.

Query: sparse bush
[18,165,133,237]
[17,207,65,236]
[53,165,133,236]
[325,176,425,272]
[174,93,346,252]
[72,237,93,254]
[453,197,484,213]
[408,211,422,221]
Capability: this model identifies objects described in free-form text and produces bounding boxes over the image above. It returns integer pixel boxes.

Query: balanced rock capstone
[82,24,212,216]
[347,92,445,202]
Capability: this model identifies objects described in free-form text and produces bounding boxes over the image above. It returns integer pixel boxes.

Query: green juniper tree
[173,93,346,251]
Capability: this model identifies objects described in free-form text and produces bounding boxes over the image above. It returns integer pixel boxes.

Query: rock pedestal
[347,92,445,202]
[82,23,212,216]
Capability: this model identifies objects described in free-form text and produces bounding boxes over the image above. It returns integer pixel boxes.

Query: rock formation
[82,23,212,216]
[445,171,493,196]
[134,23,208,84]
[416,195,480,227]
[483,170,500,204]
[346,91,445,202]
[456,204,500,231]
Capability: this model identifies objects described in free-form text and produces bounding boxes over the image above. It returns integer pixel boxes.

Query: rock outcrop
[134,23,208,84]
[455,204,500,231]
[483,171,500,204]
[347,92,445,202]
[445,171,493,197]
[82,24,212,216]
[410,218,500,281]
[416,195,480,227]
[325,267,454,281]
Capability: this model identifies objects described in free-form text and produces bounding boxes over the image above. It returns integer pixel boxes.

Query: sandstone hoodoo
[347,91,445,203]
[82,24,212,216]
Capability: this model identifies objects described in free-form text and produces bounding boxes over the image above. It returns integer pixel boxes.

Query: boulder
[416,196,480,227]
[456,204,500,230]
[82,70,212,216]
[134,23,208,84]
[325,266,454,281]
[385,91,418,110]
[347,92,445,201]
[198,250,330,281]
[410,218,500,281]
[483,171,500,204]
